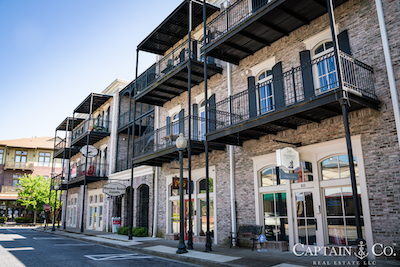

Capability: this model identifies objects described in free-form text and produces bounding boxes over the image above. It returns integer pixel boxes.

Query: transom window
[294,161,313,183]
[260,166,286,187]
[313,41,338,93]
[38,152,51,167]
[198,178,213,193]
[321,155,358,180]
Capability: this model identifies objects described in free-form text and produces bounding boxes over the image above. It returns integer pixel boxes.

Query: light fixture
[176,133,187,150]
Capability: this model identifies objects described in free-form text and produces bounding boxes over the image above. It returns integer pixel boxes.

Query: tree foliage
[16,175,62,221]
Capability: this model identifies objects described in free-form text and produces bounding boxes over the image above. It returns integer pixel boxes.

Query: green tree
[16,174,62,223]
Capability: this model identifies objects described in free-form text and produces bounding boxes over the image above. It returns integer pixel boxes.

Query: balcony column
[186,0,194,250]
[62,118,70,229]
[81,94,94,233]
[66,116,75,229]
[327,0,365,265]
[203,0,212,252]
[129,48,140,240]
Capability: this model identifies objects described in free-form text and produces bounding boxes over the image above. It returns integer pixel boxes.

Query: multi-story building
[0,137,62,220]
[121,0,399,256]
[58,0,399,258]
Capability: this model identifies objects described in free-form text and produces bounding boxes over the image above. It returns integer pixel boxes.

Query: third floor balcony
[71,118,111,147]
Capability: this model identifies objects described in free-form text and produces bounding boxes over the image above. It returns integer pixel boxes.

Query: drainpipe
[109,91,118,175]
[152,106,160,238]
[227,63,237,246]
[375,0,400,150]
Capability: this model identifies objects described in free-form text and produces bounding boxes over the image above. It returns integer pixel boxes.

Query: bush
[0,217,7,223]
[15,217,33,223]
[117,226,148,237]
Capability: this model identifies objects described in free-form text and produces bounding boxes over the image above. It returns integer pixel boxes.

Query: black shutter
[166,116,171,136]
[208,94,216,132]
[300,50,315,100]
[338,30,351,56]
[272,62,284,110]
[247,76,257,118]
[179,109,185,135]
[192,41,198,60]
[193,104,198,140]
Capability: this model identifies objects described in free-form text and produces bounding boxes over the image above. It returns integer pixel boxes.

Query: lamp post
[176,133,188,254]
[51,182,59,232]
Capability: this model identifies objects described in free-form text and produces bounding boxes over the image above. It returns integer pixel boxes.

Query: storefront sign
[103,182,126,197]
[280,172,299,180]
[276,147,300,171]
[172,177,188,190]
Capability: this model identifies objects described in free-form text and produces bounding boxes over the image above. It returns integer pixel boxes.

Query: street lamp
[51,182,59,232]
[176,133,188,254]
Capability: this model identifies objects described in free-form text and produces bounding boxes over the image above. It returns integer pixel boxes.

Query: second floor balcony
[134,39,223,106]
[132,116,225,166]
[68,163,108,188]
[4,161,34,171]
[71,118,111,147]
[206,52,379,145]
[53,138,80,159]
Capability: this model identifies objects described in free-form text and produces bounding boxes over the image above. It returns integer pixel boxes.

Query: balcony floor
[67,176,108,188]
[206,0,349,64]
[206,90,379,145]
[54,147,80,159]
[71,131,110,147]
[133,140,226,167]
[135,60,222,106]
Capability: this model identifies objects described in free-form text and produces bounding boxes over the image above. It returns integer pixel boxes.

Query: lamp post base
[177,241,188,254]
[205,231,212,252]
[187,230,194,250]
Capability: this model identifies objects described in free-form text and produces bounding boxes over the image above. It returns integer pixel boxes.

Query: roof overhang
[74,93,112,114]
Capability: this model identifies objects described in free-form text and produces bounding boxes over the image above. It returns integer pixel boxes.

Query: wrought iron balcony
[53,138,80,159]
[71,118,111,147]
[207,52,379,145]
[118,106,154,134]
[0,186,18,194]
[135,39,223,106]
[4,161,34,171]
[205,0,350,64]
[132,116,225,166]
[68,163,108,187]
[115,159,132,173]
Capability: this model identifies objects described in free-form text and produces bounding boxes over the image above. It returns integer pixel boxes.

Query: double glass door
[293,189,318,247]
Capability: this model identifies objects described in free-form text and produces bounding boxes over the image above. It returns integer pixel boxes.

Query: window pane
[261,167,274,186]
[265,217,277,241]
[342,186,363,216]
[200,199,214,235]
[327,218,346,245]
[321,156,339,180]
[346,218,365,245]
[325,41,333,50]
[275,193,287,217]
[325,188,343,216]
[296,192,304,217]
[305,192,314,217]
[297,219,307,244]
[307,219,317,246]
[263,194,274,217]
[314,44,324,55]
[171,201,179,233]
[277,218,289,242]
[199,178,213,193]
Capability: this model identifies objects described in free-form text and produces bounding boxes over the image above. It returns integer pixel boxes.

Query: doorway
[138,185,149,229]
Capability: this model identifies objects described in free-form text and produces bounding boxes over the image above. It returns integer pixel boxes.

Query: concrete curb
[32,228,244,267]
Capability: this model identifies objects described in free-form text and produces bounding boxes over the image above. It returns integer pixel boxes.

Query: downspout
[109,91,118,176]
[227,63,237,246]
[375,0,400,150]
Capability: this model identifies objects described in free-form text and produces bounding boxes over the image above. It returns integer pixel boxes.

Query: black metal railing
[69,163,109,181]
[210,52,376,132]
[118,107,154,129]
[71,118,111,141]
[115,159,132,173]
[133,116,217,158]
[135,39,211,95]
[54,139,66,151]
[206,0,275,45]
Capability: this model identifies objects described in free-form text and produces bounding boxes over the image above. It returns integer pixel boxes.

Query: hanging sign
[103,182,126,197]
[280,172,299,180]
[80,145,98,158]
[276,147,300,171]
[172,177,188,190]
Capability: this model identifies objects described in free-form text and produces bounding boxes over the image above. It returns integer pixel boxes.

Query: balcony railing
[4,161,34,171]
[118,106,154,129]
[135,39,207,95]
[116,159,132,173]
[71,118,111,141]
[69,163,108,181]
[209,52,376,132]
[54,138,66,151]
[134,116,214,158]
[206,0,273,44]
[1,186,18,194]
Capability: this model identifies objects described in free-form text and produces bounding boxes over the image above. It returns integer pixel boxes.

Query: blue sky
[0,0,182,141]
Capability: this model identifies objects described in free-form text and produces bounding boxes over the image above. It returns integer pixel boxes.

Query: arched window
[320,155,358,180]
[257,70,274,114]
[198,178,213,193]
[312,40,338,93]
[260,166,286,187]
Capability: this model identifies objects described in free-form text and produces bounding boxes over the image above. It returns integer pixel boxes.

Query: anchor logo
[354,240,369,260]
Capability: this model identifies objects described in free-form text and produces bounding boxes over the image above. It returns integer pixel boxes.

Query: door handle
[314,219,318,231]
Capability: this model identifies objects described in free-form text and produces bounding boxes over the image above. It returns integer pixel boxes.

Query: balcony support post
[62,118,70,229]
[187,0,194,250]
[327,0,365,265]
[203,0,212,252]
[66,115,75,229]
[129,48,139,241]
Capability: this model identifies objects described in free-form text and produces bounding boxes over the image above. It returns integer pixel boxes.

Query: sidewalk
[34,227,400,267]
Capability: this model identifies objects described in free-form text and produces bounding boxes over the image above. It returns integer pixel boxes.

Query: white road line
[85,253,153,261]
[5,247,35,251]
[33,237,65,240]
[53,244,95,246]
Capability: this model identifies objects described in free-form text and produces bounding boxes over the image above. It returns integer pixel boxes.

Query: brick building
[58,0,399,259]
[0,137,62,220]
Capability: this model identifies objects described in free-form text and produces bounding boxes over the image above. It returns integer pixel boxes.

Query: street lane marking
[85,253,153,261]
[33,237,65,240]
[53,243,95,246]
[0,234,26,241]
[5,247,35,251]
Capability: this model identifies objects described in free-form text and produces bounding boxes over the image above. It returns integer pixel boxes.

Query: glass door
[293,189,318,248]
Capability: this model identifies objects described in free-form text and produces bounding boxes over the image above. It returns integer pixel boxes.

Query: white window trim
[249,57,276,77]
[168,105,182,118]
[303,27,339,51]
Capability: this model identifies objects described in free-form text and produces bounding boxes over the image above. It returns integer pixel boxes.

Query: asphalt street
[0,228,199,267]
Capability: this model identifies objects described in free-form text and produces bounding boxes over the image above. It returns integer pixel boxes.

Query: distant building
[0,137,62,220]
